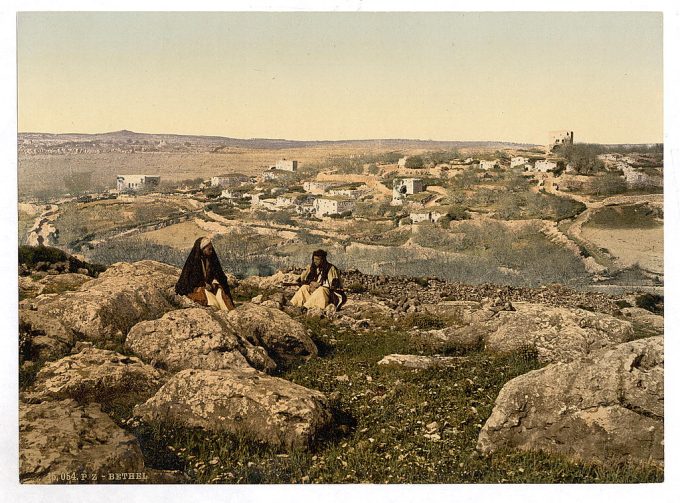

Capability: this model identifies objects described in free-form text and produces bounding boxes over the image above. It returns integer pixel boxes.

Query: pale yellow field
[581,226,663,274]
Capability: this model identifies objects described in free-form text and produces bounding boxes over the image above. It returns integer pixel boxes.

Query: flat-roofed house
[314,197,355,217]
[392,178,424,205]
[210,173,251,187]
[276,159,298,172]
[116,174,160,192]
[510,156,530,168]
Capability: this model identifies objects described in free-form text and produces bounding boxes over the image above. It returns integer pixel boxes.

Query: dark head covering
[306,249,334,287]
[175,237,232,298]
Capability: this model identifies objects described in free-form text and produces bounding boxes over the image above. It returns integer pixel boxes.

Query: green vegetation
[635,293,664,315]
[404,155,425,169]
[586,204,663,229]
[116,318,662,483]
[19,245,106,276]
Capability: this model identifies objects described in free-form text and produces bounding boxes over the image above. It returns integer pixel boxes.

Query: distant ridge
[18,130,540,150]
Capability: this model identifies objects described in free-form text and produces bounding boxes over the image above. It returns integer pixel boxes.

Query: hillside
[18,251,664,484]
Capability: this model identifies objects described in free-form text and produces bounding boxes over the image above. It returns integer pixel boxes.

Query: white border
[2,2,678,502]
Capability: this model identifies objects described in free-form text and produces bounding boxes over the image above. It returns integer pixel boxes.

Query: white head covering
[199,237,212,250]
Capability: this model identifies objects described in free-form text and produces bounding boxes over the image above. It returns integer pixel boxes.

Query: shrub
[404,156,425,169]
[635,293,663,315]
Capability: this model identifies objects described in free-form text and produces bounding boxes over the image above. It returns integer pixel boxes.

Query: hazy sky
[17,11,663,144]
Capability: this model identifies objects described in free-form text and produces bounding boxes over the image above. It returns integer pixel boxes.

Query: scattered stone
[377,354,466,370]
[134,368,333,449]
[126,307,275,373]
[477,337,664,468]
[445,302,635,363]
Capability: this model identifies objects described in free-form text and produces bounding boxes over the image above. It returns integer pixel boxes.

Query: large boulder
[225,303,317,366]
[24,347,166,405]
[477,336,664,467]
[445,302,634,363]
[126,308,276,373]
[19,261,182,362]
[20,399,146,483]
[134,368,333,449]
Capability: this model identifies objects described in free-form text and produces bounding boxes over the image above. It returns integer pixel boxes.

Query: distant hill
[18,130,537,151]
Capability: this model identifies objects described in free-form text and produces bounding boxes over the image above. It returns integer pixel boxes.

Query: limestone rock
[620,307,664,335]
[126,308,275,373]
[377,354,466,370]
[40,273,92,296]
[449,302,634,363]
[413,326,485,352]
[477,336,664,467]
[20,399,146,483]
[240,271,300,291]
[26,347,165,405]
[19,260,182,362]
[225,303,317,366]
[134,368,333,449]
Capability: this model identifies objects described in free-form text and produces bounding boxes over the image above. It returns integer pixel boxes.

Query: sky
[16,11,663,144]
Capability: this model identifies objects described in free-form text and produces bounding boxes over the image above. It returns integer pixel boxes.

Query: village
[108,130,661,223]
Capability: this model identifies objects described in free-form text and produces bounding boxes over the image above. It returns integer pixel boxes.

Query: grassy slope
[115,315,662,484]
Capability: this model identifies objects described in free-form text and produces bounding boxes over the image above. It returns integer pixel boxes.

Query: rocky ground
[18,253,664,484]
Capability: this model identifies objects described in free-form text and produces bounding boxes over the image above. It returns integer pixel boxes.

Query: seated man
[291,249,346,310]
[175,236,236,311]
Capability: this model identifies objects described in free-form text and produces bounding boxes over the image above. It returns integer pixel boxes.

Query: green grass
[120,318,663,484]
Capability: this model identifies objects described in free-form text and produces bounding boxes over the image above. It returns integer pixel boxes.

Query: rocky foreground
[18,260,664,483]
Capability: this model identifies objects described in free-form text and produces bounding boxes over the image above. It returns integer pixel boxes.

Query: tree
[404,155,425,169]
[590,172,627,196]
[558,144,605,175]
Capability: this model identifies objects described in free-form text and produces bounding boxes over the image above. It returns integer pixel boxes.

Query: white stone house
[398,157,409,168]
[478,160,498,170]
[220,188,247,200]
[314,197,355,217]
[326,186,367,199]
[276,159,298,172]
[303,181,338,194]
[210,173,251,187]
[392,178,424,205]
[116,174,160,192]
[510,157,529,168]
[275,194,297,208]
[547,130,574,152]
[532,160,558,173]
[409,210,445,224]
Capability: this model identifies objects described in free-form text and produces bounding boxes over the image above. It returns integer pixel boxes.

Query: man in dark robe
[175,236,235,311]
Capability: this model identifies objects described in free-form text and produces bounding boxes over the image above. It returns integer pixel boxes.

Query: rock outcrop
[19,261,182,362]
[25,347,165,405]
[126,307,276,373]
[134,368,333,449]
[225,303,317,366]
[19,272,92,300]
[20,399,146,483]
[620,307,664,335]
[477,336,664,467]
[441,302,634,363]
